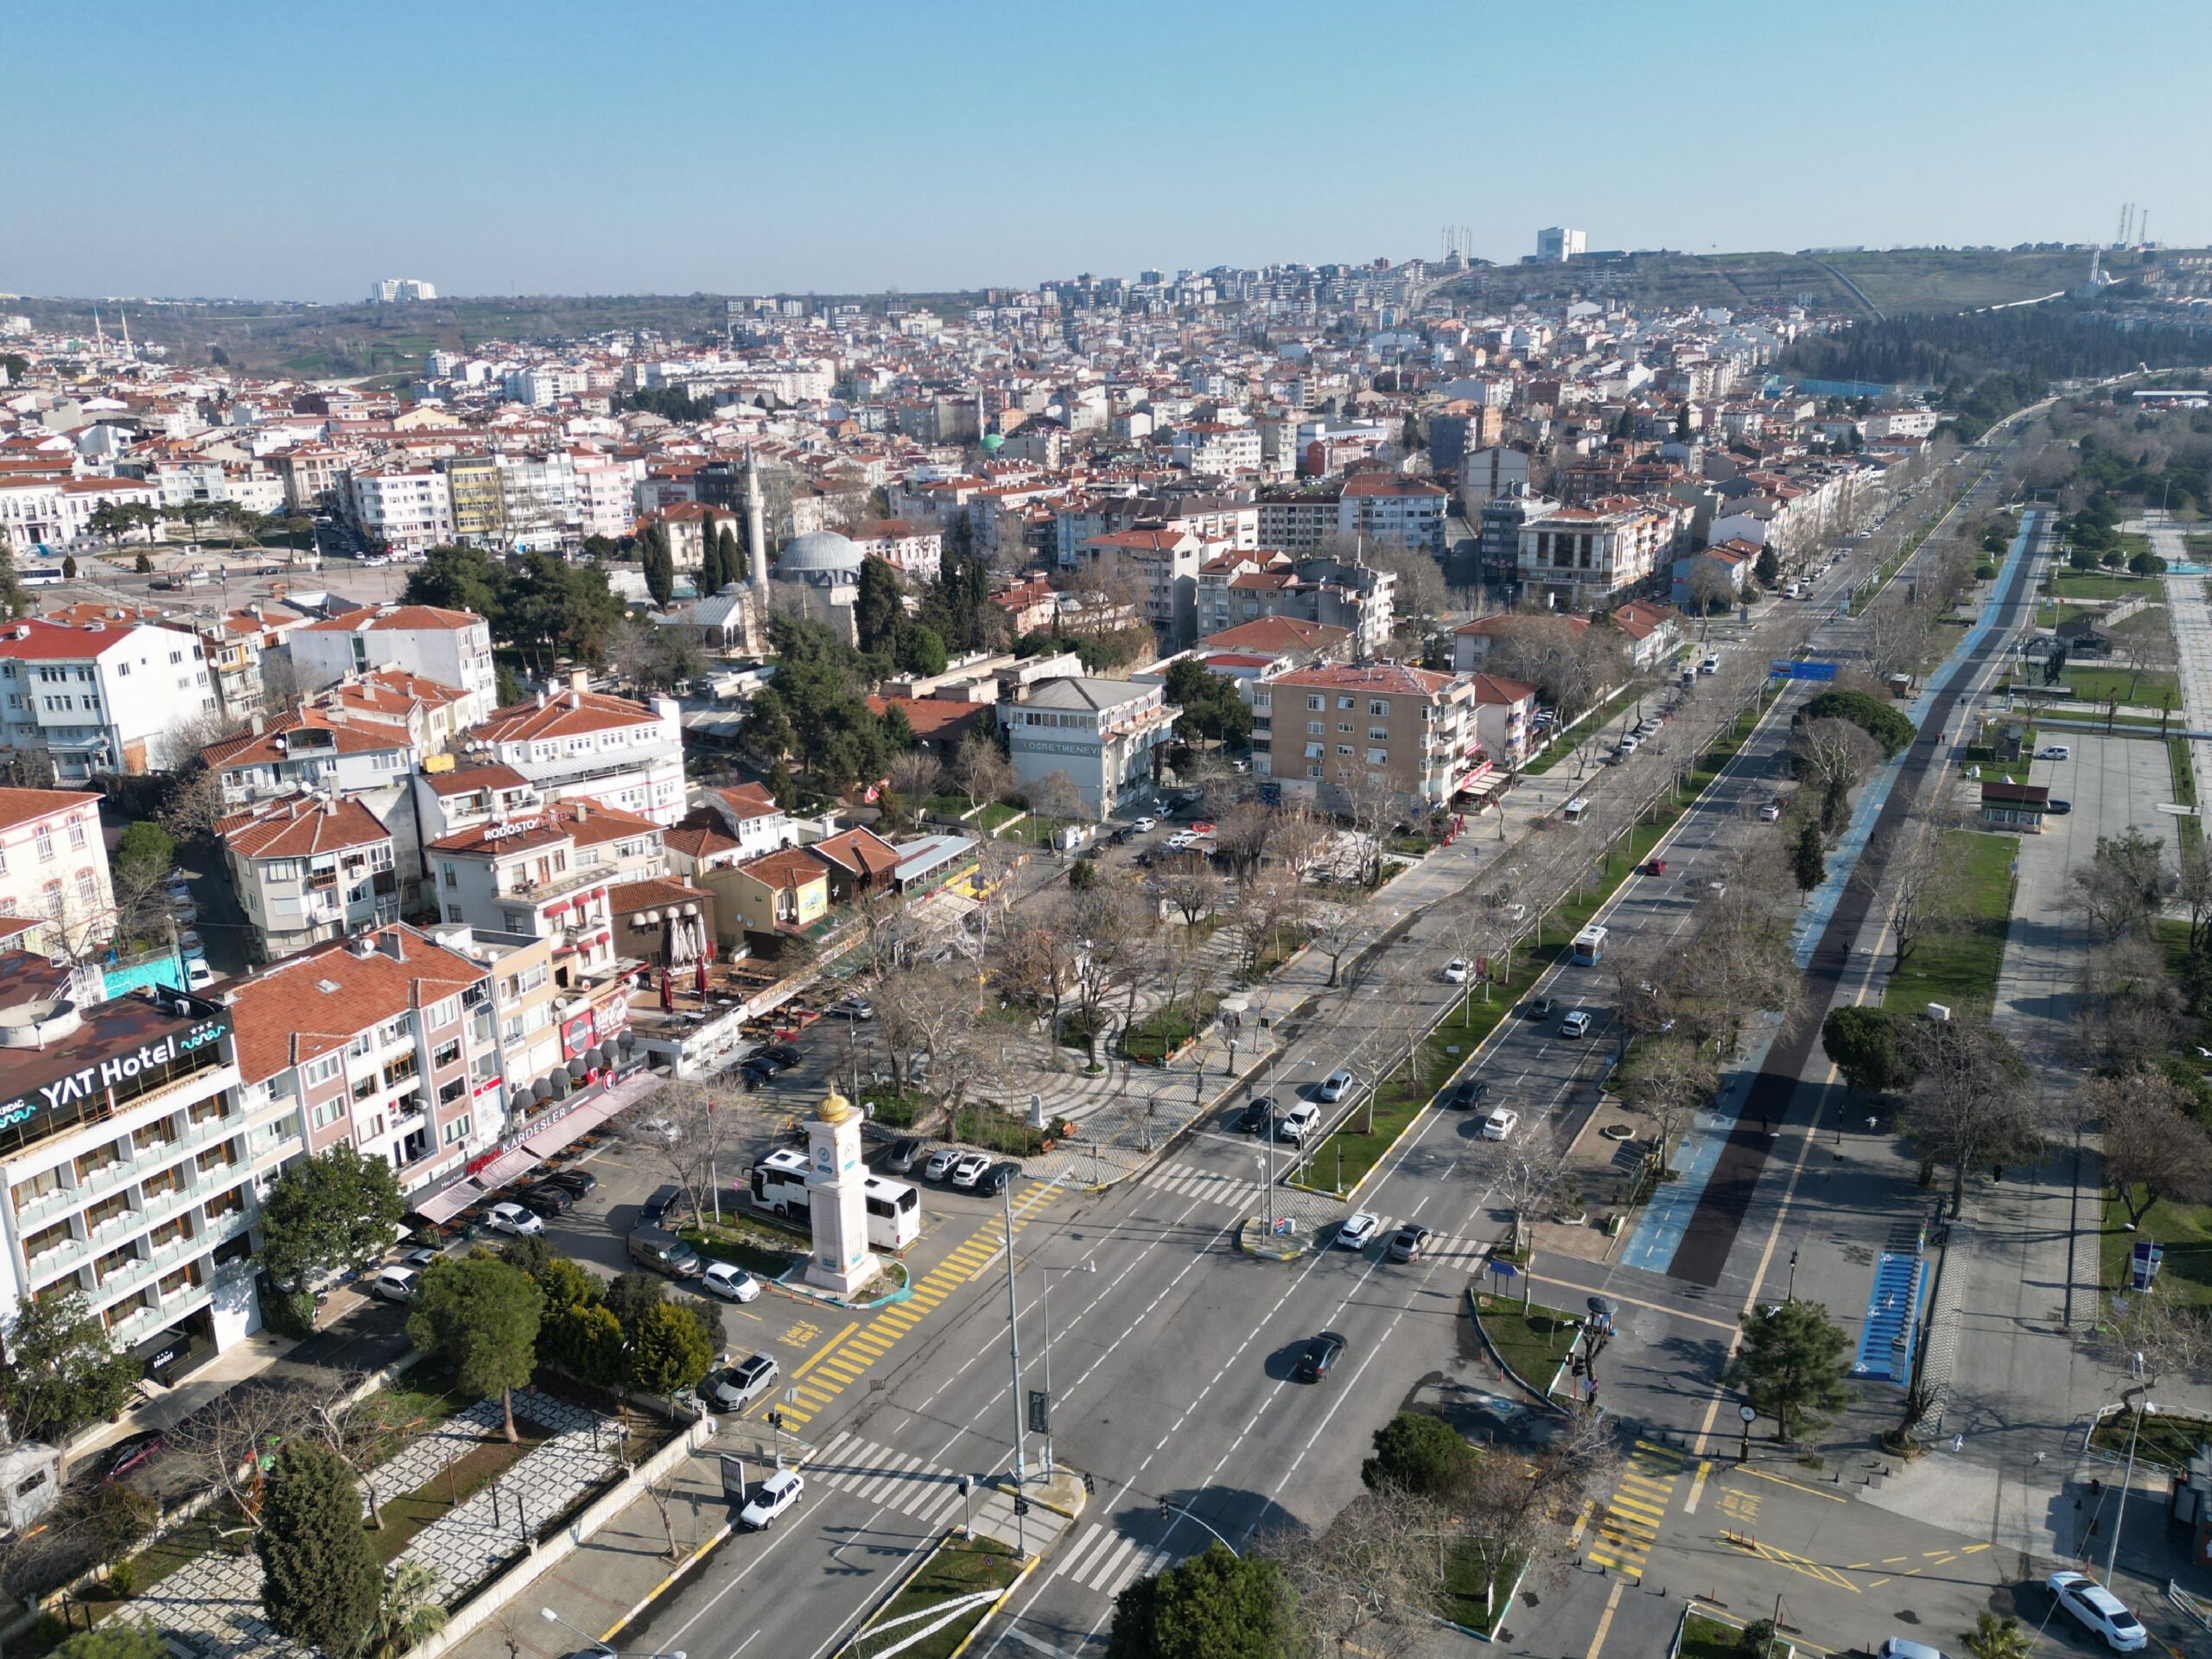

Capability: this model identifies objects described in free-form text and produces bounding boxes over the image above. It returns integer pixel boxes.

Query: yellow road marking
[1683,1459,1713,1515]
[1961,1542,1990,1554]
[1583,1580,1625,1658]
[1730,1465,1847,1503]
[785,1319,861,1384]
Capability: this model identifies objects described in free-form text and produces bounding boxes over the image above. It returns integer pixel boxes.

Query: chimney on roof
[575,801,589,820]
[536,690,548,709]
[378,929,406,964]
[249,713,264,736]
[567,690,581,709]
[347,933,376,958]
[569,668,589,695]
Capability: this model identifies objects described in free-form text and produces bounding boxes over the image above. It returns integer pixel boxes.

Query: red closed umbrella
[658,970,673,1012]
[694,957,709,1000]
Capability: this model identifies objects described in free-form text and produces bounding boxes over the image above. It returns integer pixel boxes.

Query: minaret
[743,452,768,588]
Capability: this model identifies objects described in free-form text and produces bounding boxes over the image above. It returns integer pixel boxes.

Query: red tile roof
[1270,664,1455,696]
[0,787,101,833]
[225,925,486,1084]
[472,690,661,742]
[300,604,483,634]
[203,710,413,769]
[1200,617,1352,655]
[219,796,392,860]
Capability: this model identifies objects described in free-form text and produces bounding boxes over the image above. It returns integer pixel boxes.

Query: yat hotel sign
[0,1017,228,1137]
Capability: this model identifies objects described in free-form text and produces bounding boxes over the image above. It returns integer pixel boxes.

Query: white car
[1757,801,1783,822]
[1316,1070,1354,1103]
[1617,734,1640,755]
[1132,815,1158,833]
[950,1152,992,1190]
[2046,1571,2145,1651]
[1337,1211,1381,1251]
[1277,1103,1321,1144]
[701,1262,762,1303]
[704,1353,780,1412]
[2041,744,2072,760]
[1699,656,1719,675]
[484,1201,543,1237]
[739,1468,805,1531]
[176,928,206,957]
[368,1265,420,1303]
[1557,1011,1592,1039]
[1166,831,1197,851]
[924,1147,962,1182]
[1442,957,1471,984]
[185,959,214,991]
[1481,1108,1521,1141]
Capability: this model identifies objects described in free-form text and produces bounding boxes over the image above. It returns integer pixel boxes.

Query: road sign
[1027,1389,1050,1435]
[1488,1258,1519,1279]
[1768,660,1839,682]
[2130,1240,2164,1291]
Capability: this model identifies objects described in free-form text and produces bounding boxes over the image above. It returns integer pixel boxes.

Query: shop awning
[522,1090,629,1160]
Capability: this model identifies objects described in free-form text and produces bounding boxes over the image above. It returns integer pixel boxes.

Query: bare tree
[1488,1143,1562,1255]
[2094,1288,2212,1385]
[951,733,1012,810]
[1268,1490,1452,1659]
[2082,1068,2212,1226]
[1154,854,1225,927]
[2177,834,2212,952]
[1897,1015,2042,1215]
[2069,829,2173,944]
[1224,872,1309,983]
[1211,800,1278,884]
[1026,767,1088,825]
[639,1080,743,1229]
[640,1471,685,1561]
[1886,819,1965,970]
[1617,1035,1716,1174]
[1789,717,1883,833]
[884,749,945,826]
[165,1380,314,1527]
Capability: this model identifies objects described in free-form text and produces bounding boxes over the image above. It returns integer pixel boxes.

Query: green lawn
[2046,572,2158,601]
[923,794,975,819]
[1004,815,1068,847]
[976,802,1022,832]
[1882,829,2016,1017]
[367,1422,549,1567]
[1472,1295,1580,1396]
[1440,1540,1523,1637]
[1680,1611,1778,1659]
[1522,683,1649,775]
[1121,995,1217,1063]
[2051,666,2179,709]
[844,1535,1022,1659]
[2099,1192,2212,1309]
[681,1217,807,1276]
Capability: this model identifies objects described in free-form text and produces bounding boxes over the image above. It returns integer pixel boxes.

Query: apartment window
[158,1266,194,1300]
[432,1039,461,1070]
[442,1113,473,1147]
[378,1017,410,1047]
[442,863,457,889]
[85,1191,130,1232]
[22,1220,71,1262]
[67,820,86,849]
[75,870,97,906]
[195,1146,234,1178]
[34,830,54,861]
[1368,727,1389,741]
[204,1185,245,1223]
[1306,763,1322,779]
[75,1142,122,1182]
[426,996,458,1027]
[1306,721,1323,735]
[1365,748,1389,766]
[1335,745,1352,757]
[1305,695,1323,711]
[95,1246,137,1286]
[302,1055,341,1087]
[1368,702,1389,717]
[383,1053,418,1090]
[352,1072,378,1103]
[1337,697,1355,711]
[437,1076,467,1107]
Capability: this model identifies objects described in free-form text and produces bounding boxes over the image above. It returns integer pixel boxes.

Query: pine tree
[1791,819,1826,893]
[720,525,745,587]
[698,523,725,594]
[257,1440,379,1656]
[643,531,675,610]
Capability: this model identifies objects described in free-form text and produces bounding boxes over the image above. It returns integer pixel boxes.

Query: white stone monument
[802,1090,881,1298]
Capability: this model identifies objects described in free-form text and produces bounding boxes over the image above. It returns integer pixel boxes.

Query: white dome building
[773,531,866,591]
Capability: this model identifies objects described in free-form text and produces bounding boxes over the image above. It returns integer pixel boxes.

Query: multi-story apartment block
[347,467,454,556]
[1193,554,1395,660]
[202,710,418,811]
[0,616,217,779]
[422,925,568,1121]
[427,799,661,985]
[0,963,261,1377]
[226,925,500,1207]
[195,604,304,723]
[573,452,642,543]
[269,445,346,512]
[1515,499,1679,611]
[846,520,942,584]
[1001,677,1180,821]
[1255,664,1481,812]
[1338,473,1447,554]
[285,605,498,728]
[441,455,505,544]
[1170,422,1262,479]
[410,764,543,845]
[493,452,578,551]
[461,681,686,826]
[0,787,116,958]
[219,797,399,963]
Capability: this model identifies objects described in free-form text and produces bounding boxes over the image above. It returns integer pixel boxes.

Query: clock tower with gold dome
[802,1088,881,1298]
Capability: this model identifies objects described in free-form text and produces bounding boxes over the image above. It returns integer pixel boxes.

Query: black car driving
[1294,1331,1347,1382]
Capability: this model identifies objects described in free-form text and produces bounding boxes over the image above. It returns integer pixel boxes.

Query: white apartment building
[0,788,116,959]
[285,604,498,727]
[572,451,643,543]
[0,617,217,779]
[226,926,502,1206]
[1001,677,1180,821]
[1338,473,1448,553]
[494,452,579,550]
[219,797,400,963]
[1170,423,1262,478]
[1516,500,1677,610]
[461,680,686,826]
[427,810,637,984]
[847,520,942,583]
[0,964,263,1378]
[348,468,454,556]
[202,710,418,811]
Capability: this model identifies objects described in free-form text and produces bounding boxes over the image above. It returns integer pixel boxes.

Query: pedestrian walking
[1951,1433,1964,1454]
[2032,1451,2045,1465]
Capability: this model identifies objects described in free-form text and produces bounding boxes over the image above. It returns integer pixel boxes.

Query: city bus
[19,566,63,587]
[1571,925,1608,966]
[748,1147,921,1250]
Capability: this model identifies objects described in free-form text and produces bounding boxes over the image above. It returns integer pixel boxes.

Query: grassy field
[2046,572,2158,601]
[2100,1192,2212,1310]
[2052,666,2180,708]
[845,1535,1022,1659]
[682,1216,807,1275]
[1472,1294,1579,1396]
[976,803,1021,832]
[1440,1541,1522,1637]
[2087,1398,2212,1467]
[1679,1610,1777,1659]
[1121,995,1216,1063]
[1881,829,2016,1017]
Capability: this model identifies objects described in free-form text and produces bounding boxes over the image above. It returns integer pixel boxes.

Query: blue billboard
[1769,660,1839,682]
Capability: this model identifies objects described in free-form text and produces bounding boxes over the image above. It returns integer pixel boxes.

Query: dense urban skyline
[7,0,2209,302]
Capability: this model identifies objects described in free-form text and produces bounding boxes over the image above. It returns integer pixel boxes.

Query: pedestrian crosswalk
[1048,1518,1180,1599]
[1583,1439,1685,1575]
[805,1430,969,1528]
[1147,1160,1266,1209]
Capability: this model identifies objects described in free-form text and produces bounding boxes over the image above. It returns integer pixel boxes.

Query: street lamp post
[2105,1385,2152,1580]
[539,1607,684,1659]
[1037,1258,1096,1478]
[1003,1176,1027,1488]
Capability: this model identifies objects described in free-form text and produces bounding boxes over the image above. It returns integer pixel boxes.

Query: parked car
[741,1051,789,1077]
[703,1353,780,1413]
[2040,744,2072,760]
[1336,1212,1380,1251]
[738,1468,805,1530]
[1757,801,1783,822]
[1643,857,1668,876]
[542,1168,597,1198]
[1294,1331,1347,1382]
[517,1182,575,1217]
[1874,1639,1952,1659]
[1446,1077,1489,1110]
[924,1147,962,1182]
[1481,1108,1522,1141]
[1527,995,1555,1020]
[176,928,205,956]
[702,1262,762,1303]
[2045,1571,2145,1651]
[1132,815,1158,833]
[885,1137,925,1174]
[826,996,875,1021]
[484,1202,543,1237]
[1558,1011,1592,1039]
[627,1226,702,1279]
[1317,1070,1354,1103]
[1441,957,1471,984]
[1237,1097,1279,1135]
[1699,656,1719,674]
[1277,1103,1321,1144]
[979,1161,1020,1194]
[2048,799,2072,815]
[1387,1224,1432,1262]
[950,1153,993,1190]
[737,1058,779,1090]
[98,1431,165,1484]
[186,960,215,990]
[640,1184,686,1228]
[369,1265,421,1303]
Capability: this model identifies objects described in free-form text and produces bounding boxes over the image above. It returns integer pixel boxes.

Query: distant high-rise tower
[1536,227,1586,263]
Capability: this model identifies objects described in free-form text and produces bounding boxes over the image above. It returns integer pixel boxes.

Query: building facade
[1001,677,1180,821]
[0,617,218,779]
[0,788,115,959]
[1255,664,1482,811]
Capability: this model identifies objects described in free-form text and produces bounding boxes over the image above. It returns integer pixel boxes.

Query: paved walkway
[2153,511,2212,799]
[137,1393,621,1659]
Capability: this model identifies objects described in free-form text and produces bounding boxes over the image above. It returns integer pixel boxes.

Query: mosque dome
[774,530,864,577]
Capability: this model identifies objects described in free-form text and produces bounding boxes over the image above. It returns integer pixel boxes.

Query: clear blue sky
[8,0,2207,302]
